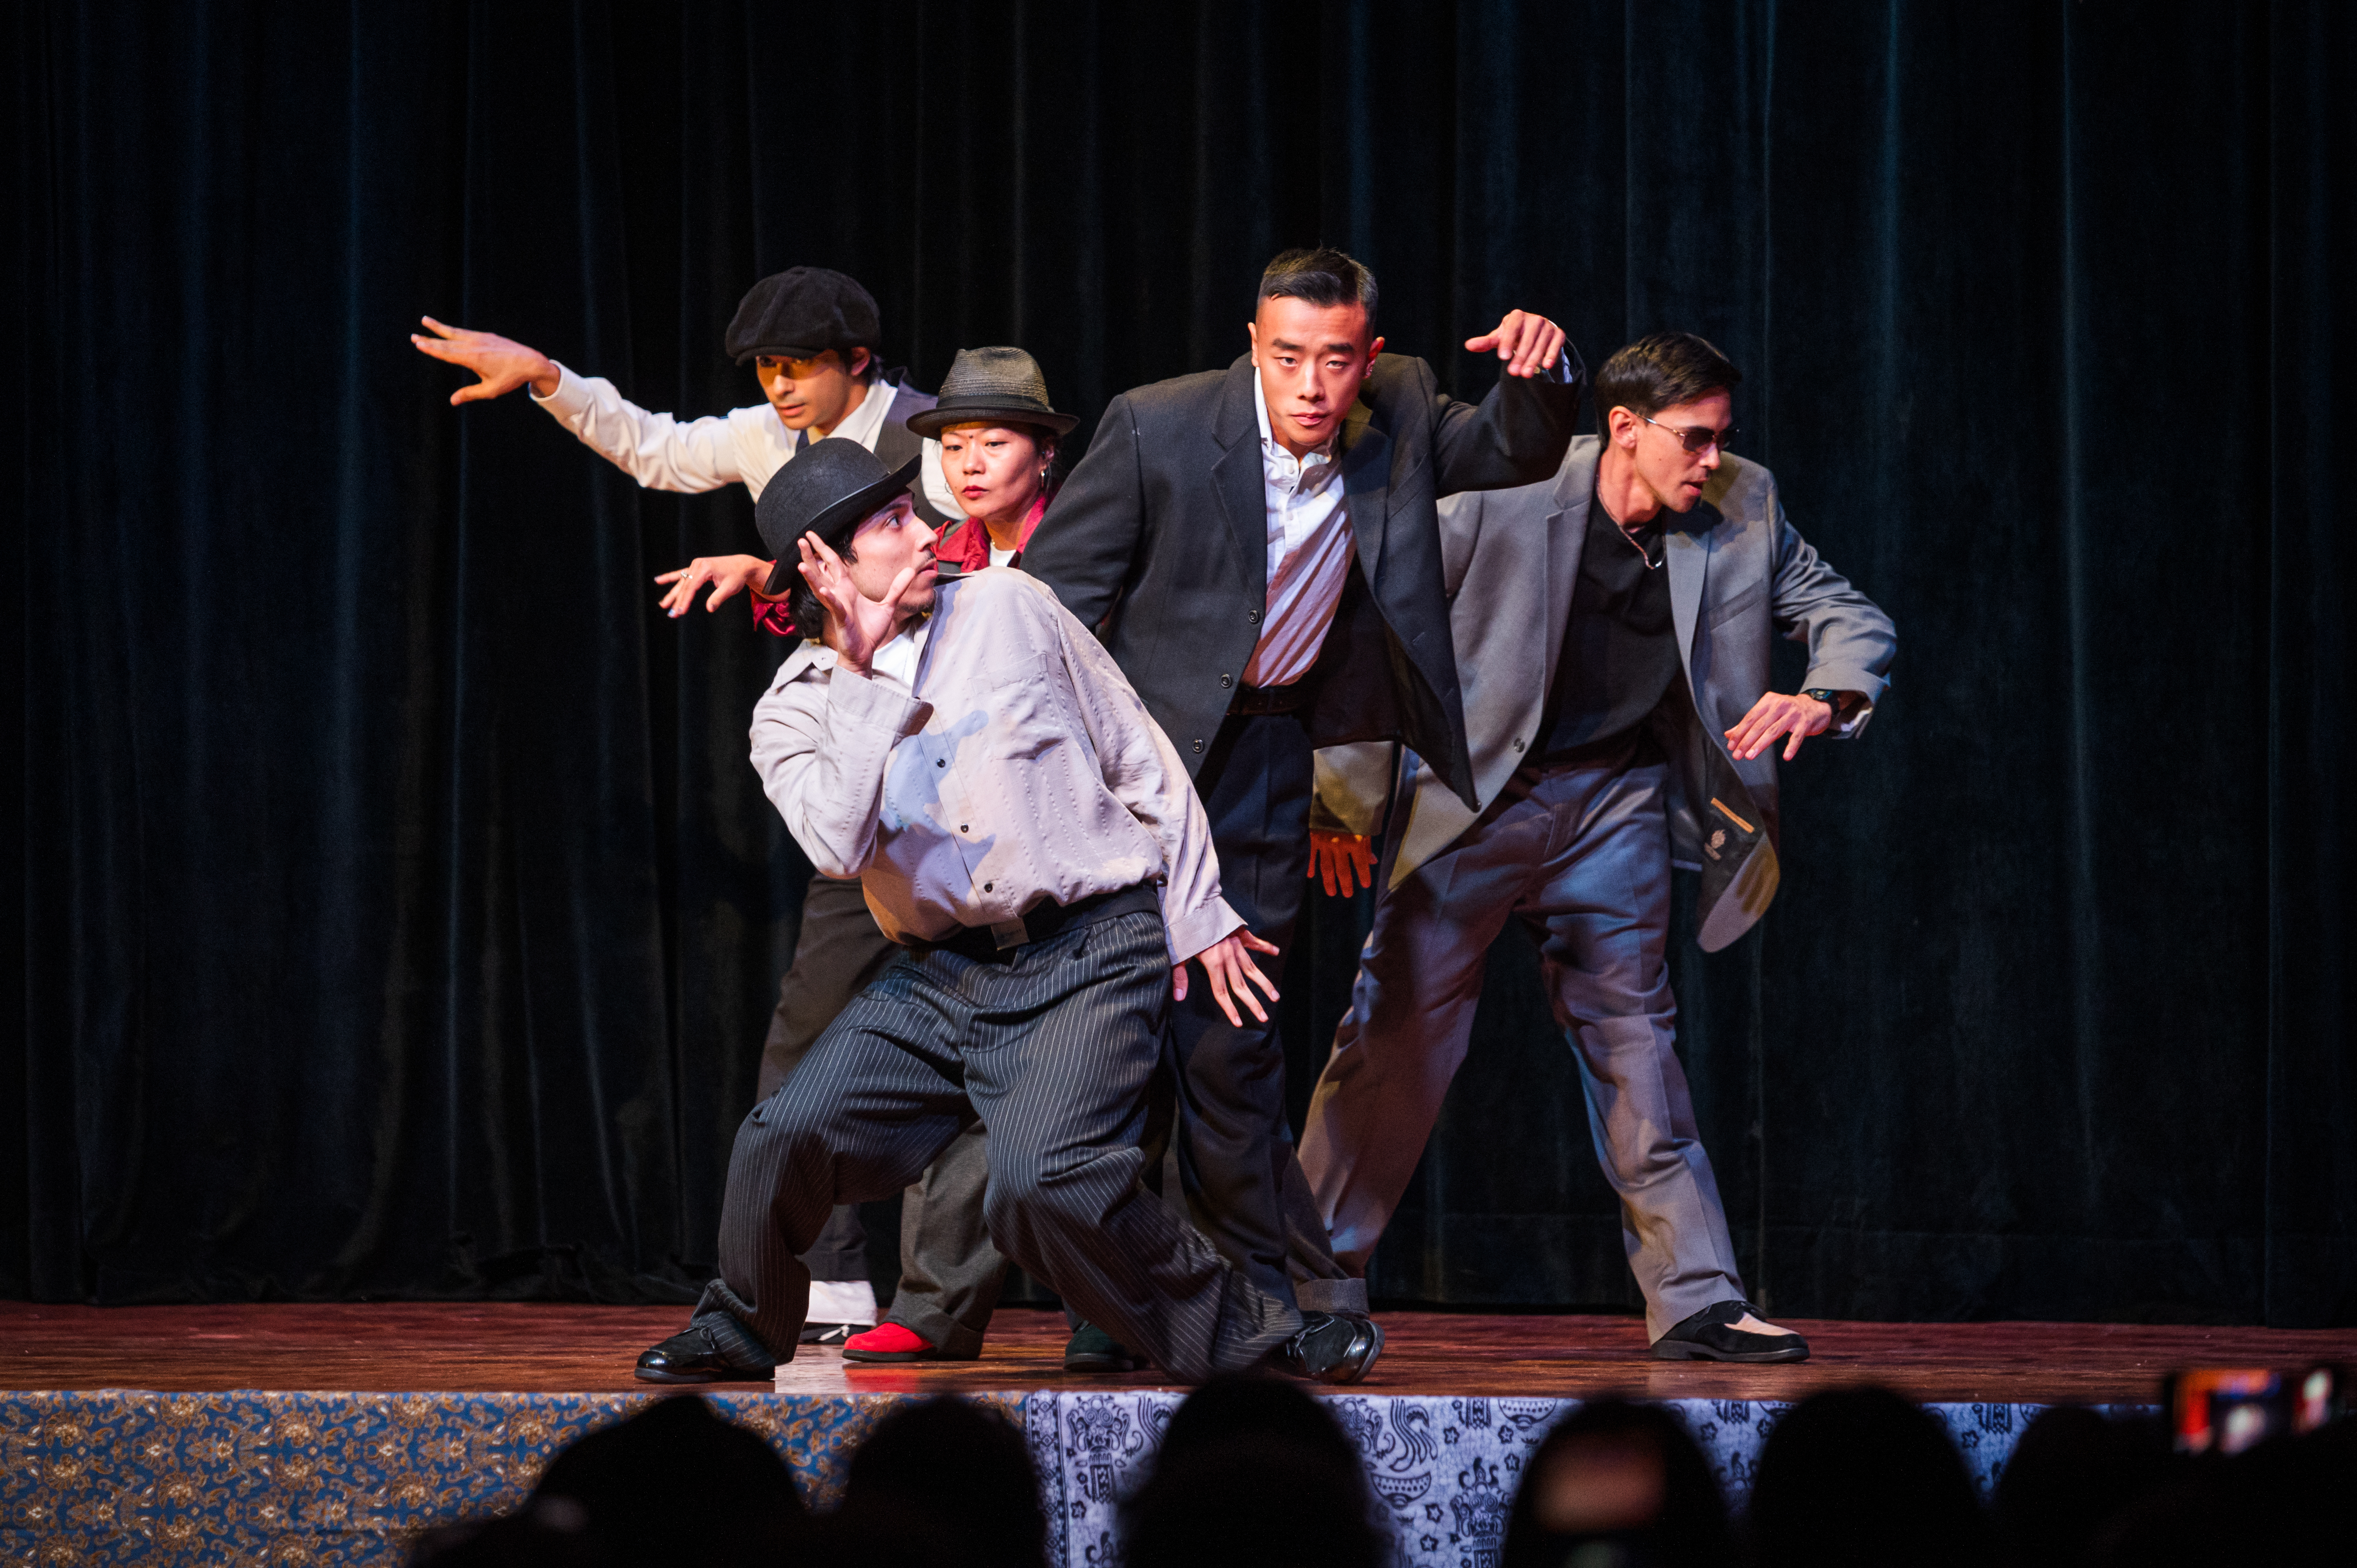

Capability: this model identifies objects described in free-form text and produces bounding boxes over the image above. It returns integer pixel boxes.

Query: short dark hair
[1593,332,1742,430]
[1257,248,1379,332]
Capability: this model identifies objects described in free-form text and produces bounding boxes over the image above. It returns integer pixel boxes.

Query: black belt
[1228,681,1309,716]
[913,881,1160,959]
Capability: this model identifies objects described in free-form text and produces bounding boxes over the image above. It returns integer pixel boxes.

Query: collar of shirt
[788,619,932,690]
[1251,371,1341,495]
[788,372,899,457]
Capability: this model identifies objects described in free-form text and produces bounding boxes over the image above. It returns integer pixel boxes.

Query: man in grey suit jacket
[1296,333,1896,1362]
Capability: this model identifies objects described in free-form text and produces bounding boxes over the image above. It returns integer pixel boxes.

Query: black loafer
[1063,1322,1139,1373]
[800,1321,859,1347]
[1650,1299,1810,1363]
[634,1318,776,1384]
[1279,1311,1384,1384]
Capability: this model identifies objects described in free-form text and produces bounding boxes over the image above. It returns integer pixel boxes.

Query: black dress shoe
[1063,1322,1139,1373]
[799,1321,859,1347]
[1650,1299,1810,1363]
[634,1318,776,1384]
[1278,1311,1384,1384]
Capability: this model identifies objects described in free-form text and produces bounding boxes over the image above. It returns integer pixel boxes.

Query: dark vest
[871,375,948,524]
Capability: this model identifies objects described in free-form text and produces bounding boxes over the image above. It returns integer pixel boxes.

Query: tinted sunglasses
[1641,413,1737,454]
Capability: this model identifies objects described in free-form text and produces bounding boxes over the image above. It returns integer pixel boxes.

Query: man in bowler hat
[413,268,959,1341]
[1019,248,1585,1367]
[634,438,1380,1384]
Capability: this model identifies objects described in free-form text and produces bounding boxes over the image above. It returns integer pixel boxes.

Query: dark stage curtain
[9,1,2350,1326]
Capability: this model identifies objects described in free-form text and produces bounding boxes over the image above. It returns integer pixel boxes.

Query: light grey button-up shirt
[749,568,1242,963]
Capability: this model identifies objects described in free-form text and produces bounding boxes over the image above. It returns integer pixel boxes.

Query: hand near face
[796,532,923,675]
[410,316,561,404]
[1307,830,1375,897]
[1464,310,1567,379]
[655,554,773,618]
[1174,928,1283,1027]
[1725,691,1836,761]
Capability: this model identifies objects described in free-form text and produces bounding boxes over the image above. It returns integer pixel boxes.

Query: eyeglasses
[1641,414,1737,454]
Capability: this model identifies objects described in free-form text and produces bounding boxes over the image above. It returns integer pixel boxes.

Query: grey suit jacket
[1313,435,1897,951]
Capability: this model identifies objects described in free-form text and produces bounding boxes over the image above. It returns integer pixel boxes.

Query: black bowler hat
[904,346,1079,440]
[754,438,921,596]
[724,267,881,365]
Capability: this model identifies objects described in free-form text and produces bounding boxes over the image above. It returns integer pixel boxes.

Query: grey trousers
[759,873,1002,1353]
[1297,749,1745,1340]
[699,897,1298,1380]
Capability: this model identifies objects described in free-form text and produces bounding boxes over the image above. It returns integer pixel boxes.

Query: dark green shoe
[1063,1322,1139,1373]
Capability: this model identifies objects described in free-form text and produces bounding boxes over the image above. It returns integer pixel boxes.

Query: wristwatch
[1802,688,1854,731]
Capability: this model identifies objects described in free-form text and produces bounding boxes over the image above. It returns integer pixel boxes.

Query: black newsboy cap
[724,267,880,365]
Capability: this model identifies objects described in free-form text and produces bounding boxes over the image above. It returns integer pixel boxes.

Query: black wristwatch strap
[1803,688,1851,729]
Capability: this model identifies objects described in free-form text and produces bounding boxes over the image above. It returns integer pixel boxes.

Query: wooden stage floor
[7,1302,2350,1405]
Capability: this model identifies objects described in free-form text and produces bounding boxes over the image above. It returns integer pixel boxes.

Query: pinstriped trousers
[695,899,1301,1382]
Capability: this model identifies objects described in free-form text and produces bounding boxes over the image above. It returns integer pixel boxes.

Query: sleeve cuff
[531,362,589,415]
[1162,894,1245,967]
[826,667,931,736]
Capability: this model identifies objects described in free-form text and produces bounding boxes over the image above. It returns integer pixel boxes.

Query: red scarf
[944,490,1050,573]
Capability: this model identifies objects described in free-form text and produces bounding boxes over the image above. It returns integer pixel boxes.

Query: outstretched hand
[1307,830,1375,897]
[796,531,922,674]
[1725,691,1835,761]
[1173,928,1282,1027]
[1464,309,1567,379]
[411,316,561,404]
[656,554,774,617]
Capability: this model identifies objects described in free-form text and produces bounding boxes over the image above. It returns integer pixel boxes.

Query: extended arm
[1427,335,1588,500]
[1020,393,1146,628]
[1725,497,1898,760]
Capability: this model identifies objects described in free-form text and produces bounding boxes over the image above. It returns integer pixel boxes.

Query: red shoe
[841,1321,942,1363]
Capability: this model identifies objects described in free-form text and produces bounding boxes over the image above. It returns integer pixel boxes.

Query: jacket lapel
[1338,398,1389,582]
[1666,504,1713,666]
[1210,361,1268,607]
[1538,439,1598,697]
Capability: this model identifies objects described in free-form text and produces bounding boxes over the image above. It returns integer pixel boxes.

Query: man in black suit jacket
[1021,249,1583,1361]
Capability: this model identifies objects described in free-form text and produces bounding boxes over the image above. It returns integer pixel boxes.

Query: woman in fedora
[655,344,1076,620]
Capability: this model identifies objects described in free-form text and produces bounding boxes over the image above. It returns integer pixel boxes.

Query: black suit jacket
[1021,350,1583,806]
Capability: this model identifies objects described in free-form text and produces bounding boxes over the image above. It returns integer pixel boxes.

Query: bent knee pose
[1020,248,1582,1369]
[668,347,1082,1364]
[634,440,1377,1385]
[415,269,963,1342]
[1298,333,1898,1363]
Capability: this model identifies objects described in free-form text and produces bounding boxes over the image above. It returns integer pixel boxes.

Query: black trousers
[698,894,1296,1380]
[1171,709,1350,1305]
[759,874,1002,1354]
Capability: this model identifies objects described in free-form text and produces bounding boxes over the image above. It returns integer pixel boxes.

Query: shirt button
[1513,738,1524,752]
[1219,674,1232,688]
[960,825,968,833]
[936,758,945,768]
[983,881,994,892]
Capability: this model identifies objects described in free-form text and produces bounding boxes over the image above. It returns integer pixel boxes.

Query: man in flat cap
[413,267,961,1344]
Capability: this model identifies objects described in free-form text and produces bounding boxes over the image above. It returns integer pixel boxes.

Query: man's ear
[1365,334,1386,370]
[845,346,871,378]
[1246,320,1260,364]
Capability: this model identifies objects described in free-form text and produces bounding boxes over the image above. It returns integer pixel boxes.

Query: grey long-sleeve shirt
[749,568,1242,964]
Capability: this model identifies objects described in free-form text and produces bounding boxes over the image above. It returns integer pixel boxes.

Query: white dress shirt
[532,363,961,517]
[749,569,1242,964]
[1241,373,1358,688]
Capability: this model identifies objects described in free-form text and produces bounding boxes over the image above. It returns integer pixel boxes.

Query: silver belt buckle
[990,916,1029,951]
